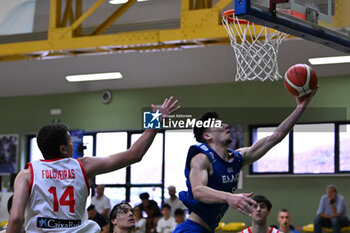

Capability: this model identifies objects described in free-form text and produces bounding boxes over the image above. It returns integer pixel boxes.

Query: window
[339,124,350,171]
[250,123,344,175]
[164,129,197,198]
[251,127,289,173]
[130,187,162,207]
[104,187,126,207]
[82,135,94,157]
[130,133,163,184]
[293,124,334,174]
[95,132,127,185]
[30,137,43,161]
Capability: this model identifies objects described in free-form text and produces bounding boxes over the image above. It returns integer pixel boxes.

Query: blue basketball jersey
[179,143,243,232]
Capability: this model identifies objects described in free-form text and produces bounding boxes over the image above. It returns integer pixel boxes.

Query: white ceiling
[0,0,349,98]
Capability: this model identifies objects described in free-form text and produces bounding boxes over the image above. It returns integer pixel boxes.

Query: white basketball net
[223,12,288,82]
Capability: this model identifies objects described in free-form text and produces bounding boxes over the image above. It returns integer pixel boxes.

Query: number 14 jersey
[25,158,99,232]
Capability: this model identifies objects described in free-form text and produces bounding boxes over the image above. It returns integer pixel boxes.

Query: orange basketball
[284,64,318,97]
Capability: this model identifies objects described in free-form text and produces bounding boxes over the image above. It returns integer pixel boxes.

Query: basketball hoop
[222,9,288,82]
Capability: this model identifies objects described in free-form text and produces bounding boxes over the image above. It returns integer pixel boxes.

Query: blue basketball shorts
[173,219,212,233]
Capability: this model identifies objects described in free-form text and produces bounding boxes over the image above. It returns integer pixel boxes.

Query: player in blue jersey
[173,89,317,233]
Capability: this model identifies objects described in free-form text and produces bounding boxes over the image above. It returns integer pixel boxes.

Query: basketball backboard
[233,0,350,53]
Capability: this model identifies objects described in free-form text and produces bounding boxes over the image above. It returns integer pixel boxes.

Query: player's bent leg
[173,219,212,233]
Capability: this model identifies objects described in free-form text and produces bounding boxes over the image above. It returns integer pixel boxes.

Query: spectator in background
[137,192,162,233]
[109,202,135,233]
[241,195,279,233]
[277,209,299,233]
[164,186,187,217]
[145,204,162,233]
[133,206,146,233]
[156,204,176,233]
[174,208,186,226]
[314,185,350,233]
[88,204,109,233]
[138,192,161,218]
[0,195,12,232]
[92,185,111,217]
[0,195,24,233]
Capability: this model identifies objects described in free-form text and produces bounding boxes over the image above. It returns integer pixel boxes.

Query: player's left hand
[152,96,180,121]
[228,192,256,216]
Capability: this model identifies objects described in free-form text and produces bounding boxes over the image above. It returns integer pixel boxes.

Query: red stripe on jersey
[241,227,252,233]
[76,159,90,195]
[25,162,34,195]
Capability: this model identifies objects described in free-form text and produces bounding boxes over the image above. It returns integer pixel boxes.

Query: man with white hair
[314,185,350,233]
[164,186,187,216]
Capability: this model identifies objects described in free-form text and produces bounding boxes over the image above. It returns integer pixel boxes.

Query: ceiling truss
[0,0,236,62]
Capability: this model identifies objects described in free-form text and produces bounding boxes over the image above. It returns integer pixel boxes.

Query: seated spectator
[174,208,186,226]
[241,195,279,233]
[164,186,187,217]
[133,206,146,233]
[92,185,111,217]
[88,204,109,233]
[138,192,161,218]
[156,204,176,233]
[277,209,299,233]
[110,202,135,233]
[145,204,162,233]
[0,195,25,233]
[314,185,350,233]
[137,192,162,233]
[0,195,13,233]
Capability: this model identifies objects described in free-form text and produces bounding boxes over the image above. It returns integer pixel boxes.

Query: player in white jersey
[241,195,279,233]
[24,158,95,232]
[6,97,179,233]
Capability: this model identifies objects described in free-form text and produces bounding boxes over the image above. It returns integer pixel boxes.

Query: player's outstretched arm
[81,96,180,179]
[6,170,30,233]
[189,153,256,215]
[239,88,318,167]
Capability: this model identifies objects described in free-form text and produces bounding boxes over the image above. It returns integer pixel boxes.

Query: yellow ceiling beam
[61,0,74,27]
[60,0,105,37]
[49,0,61,29]
[0,0,247,61]
[91,0,137,35]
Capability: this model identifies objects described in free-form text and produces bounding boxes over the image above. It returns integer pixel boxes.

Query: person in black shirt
[88,204,109,233]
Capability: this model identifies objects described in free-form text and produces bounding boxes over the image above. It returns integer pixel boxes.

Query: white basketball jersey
[242,227,279,233]
[25,158,100,233]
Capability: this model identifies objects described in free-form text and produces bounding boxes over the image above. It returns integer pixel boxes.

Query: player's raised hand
[296,85,318,108]
[151,96,180,121]
[227,192,256,216]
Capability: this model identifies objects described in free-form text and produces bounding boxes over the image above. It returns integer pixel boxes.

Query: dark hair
[139,192,150,200]
[193,112,220,143]
[174,208,185,216]
[8,195,13,214]
[87,204,95,211]
[279,208,289,213]
[161,203,171,210]
[252,195,272,211]
[37,123,70,159]
[109,202,133,233]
